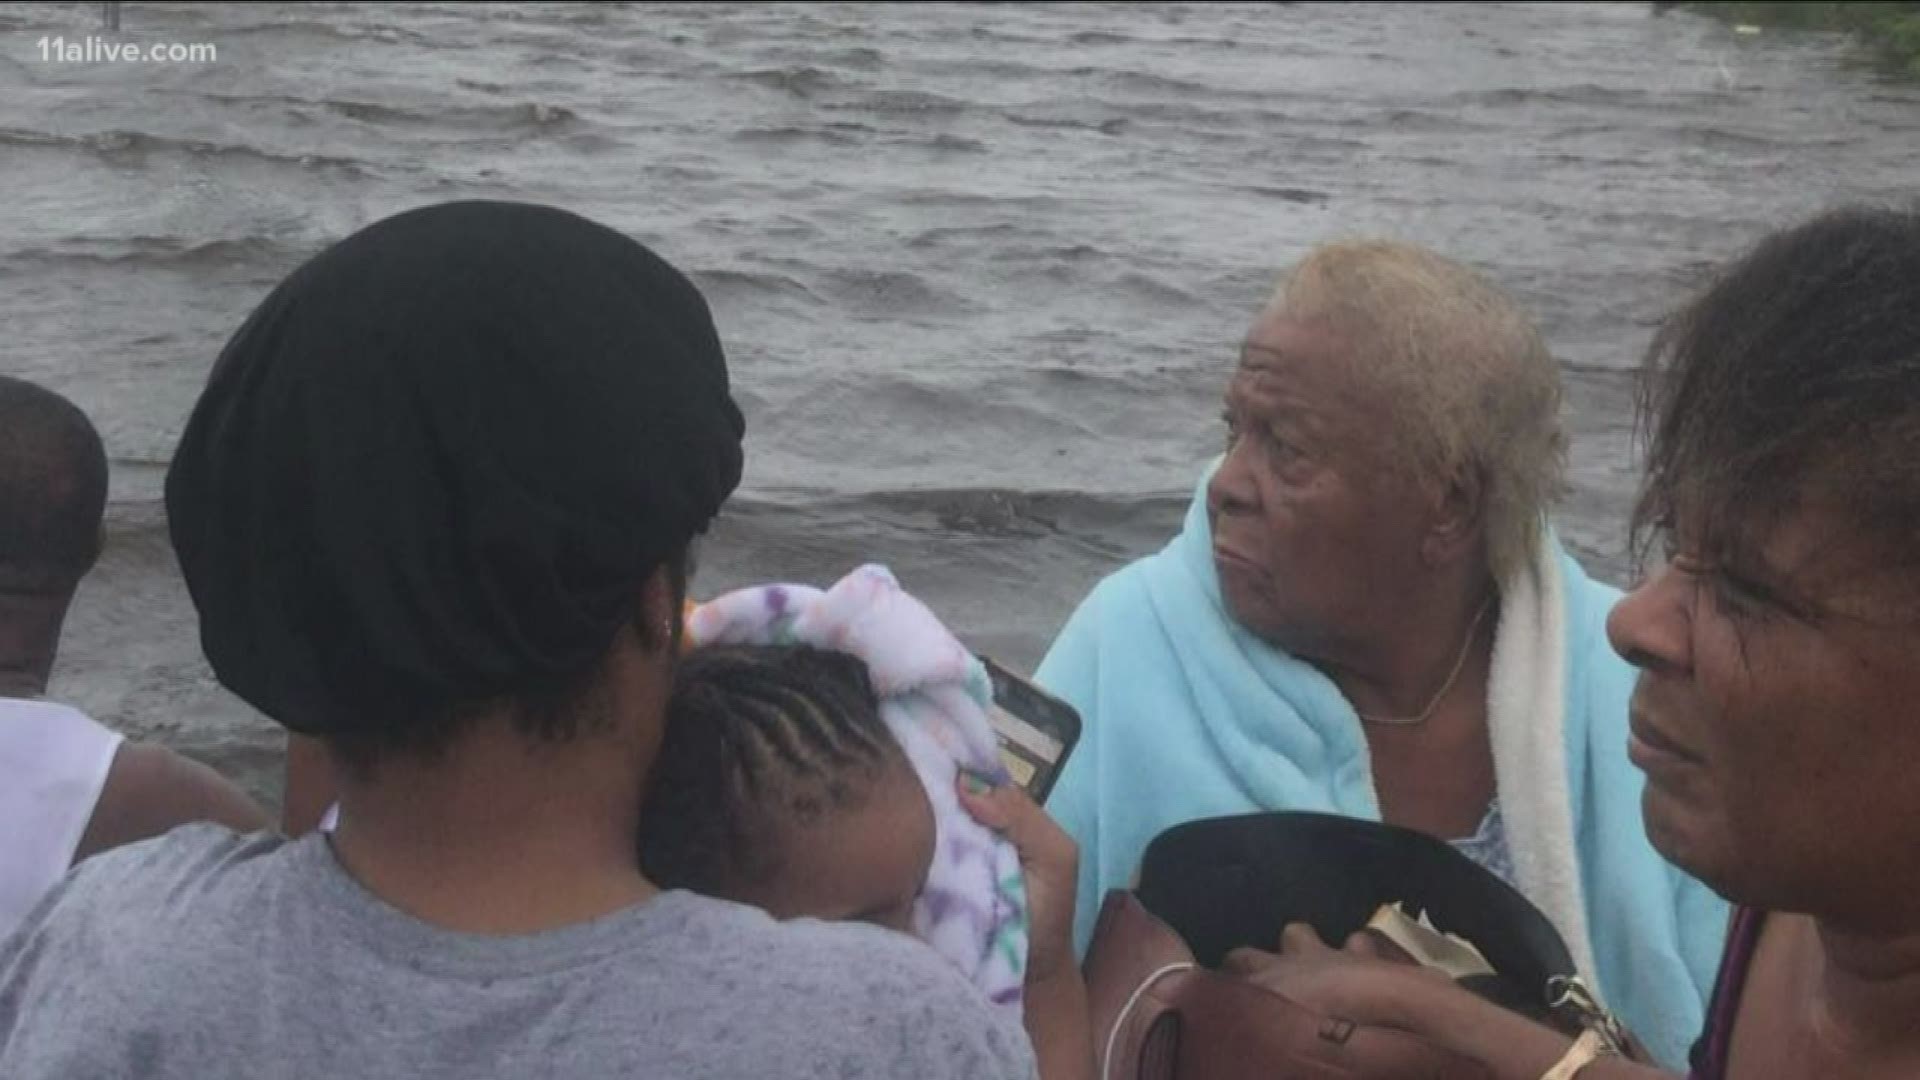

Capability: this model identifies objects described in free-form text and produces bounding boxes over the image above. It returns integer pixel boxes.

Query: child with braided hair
[639,643,936,933]
[639,566,1092,1080]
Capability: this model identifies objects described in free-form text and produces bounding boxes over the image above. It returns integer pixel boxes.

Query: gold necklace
[1355,595,1495,727]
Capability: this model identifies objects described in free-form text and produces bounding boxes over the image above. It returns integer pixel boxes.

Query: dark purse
[1083,812,1599,1080]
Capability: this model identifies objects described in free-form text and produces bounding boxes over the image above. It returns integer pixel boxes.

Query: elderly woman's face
[1207,310,1437,658]
[1608,503,1920,921]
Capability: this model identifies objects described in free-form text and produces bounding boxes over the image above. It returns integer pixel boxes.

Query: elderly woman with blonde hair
[1037,240,1725,1067]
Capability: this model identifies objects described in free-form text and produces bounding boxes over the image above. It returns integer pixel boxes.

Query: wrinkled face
[736,758,936,933]
[1209,310,1440,659]
[1608,501,1920,928]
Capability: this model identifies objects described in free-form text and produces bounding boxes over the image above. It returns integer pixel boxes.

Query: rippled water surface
[2,1,1914,805]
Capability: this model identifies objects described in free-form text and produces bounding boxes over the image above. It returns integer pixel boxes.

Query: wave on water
[1002,113,1131,136]
[1067,30,1137,47]
[14,0,1907,789]
[787,131,988,154]
[172,88,579,135]
[1236,185,1331,205]
[324,98,579,131]
[7,235,297,271]
[899,133,987,153]
[1073,68,1228,98]
[726,124,987,155]
[828,89,972,116]
[889,188,1075,213]
[905,222,1032,249]
[984,242,1106,264]
[686,267,821,306]
[750,46,887,73]
[0,126,373,176]
[1113,271,1199,308]
[730,125,865,148]
[161,17,438,48]
[729,65,847,98]
[1367,108,1500,134]
[725,486,1193,542]
[865,487,1190,540]
[1663,123,1853,151]
[1441,85,1712,110]
[811,267,974,317]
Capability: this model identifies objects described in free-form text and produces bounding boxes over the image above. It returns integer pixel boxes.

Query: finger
[1279,922,1331,955]
[955,771,1018,829]
[1222,947,1280,977]
[957,773,1073,857]
[1343,930,1387,959]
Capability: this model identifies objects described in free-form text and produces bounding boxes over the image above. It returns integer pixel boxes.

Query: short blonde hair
[1272,240,1566,582]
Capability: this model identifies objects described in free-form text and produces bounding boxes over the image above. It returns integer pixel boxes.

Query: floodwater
[2,1,1913,806]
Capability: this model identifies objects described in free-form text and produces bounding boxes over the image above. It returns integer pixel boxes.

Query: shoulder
[778,922,1037,1078]
[1,826,283,1027]
[36,823,280,919]
[656,894,1036,1078]
[1082,555,1159,612]
[674,892,1012,1008]
[1555,549,1622,641]
[0,698,121,780]
[1040,556,1159,664]
[0,696,119,741]
[75,743,269,861]
[16,824,282,947]
[1555,552,1633,709]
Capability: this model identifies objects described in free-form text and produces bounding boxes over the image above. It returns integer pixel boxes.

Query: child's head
[639,643,936,931]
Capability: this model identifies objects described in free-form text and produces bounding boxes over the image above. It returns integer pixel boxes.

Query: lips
[1628,711,1705,772]
[1212,544,1267,578]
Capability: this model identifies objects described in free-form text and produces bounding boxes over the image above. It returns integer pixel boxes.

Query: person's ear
[635,565,679,655]
[1421,465,1486,568]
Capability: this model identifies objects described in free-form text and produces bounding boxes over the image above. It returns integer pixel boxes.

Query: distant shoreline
[1679,2,1920,78]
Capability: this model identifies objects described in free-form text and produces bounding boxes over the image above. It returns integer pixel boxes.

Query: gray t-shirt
[0,825,1037,1079]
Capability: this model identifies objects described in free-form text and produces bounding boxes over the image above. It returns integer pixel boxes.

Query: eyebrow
[1689,544,1831,622]
[1238,341,1287,367]
[1225,369,1325,430]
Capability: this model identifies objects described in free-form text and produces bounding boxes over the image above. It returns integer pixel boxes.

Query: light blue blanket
[1038,471,1727,1068]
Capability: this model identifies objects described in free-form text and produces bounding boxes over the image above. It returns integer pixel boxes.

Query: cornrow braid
[638,643,902,897]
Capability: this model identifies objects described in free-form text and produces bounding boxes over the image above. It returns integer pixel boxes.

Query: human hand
[1221,922,1449,1026]
[957,773,1079,986]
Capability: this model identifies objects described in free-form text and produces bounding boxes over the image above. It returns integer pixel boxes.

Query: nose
[1208,438,1260,520]
[1606,561,1693,675]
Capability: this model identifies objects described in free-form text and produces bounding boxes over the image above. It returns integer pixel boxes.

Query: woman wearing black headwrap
[0,202,1037,1080]
[171,199,743,744]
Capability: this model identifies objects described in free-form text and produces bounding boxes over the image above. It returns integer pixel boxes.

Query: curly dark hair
[638,643,902,897]
[1633,206,1920,581]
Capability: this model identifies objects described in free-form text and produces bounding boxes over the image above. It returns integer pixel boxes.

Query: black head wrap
[166,201,744,738]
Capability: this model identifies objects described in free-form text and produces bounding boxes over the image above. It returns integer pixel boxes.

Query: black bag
[1083,812,1608,1079]
[1134,811,1578,1022]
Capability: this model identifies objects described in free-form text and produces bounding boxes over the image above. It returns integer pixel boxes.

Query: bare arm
[959,777,1096,1080]
[281,732,337,837]
[1023,965,1095,1080]
[1225,928,1678,1080]
[1370,976,1675,1080]
[72,741,270,862]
